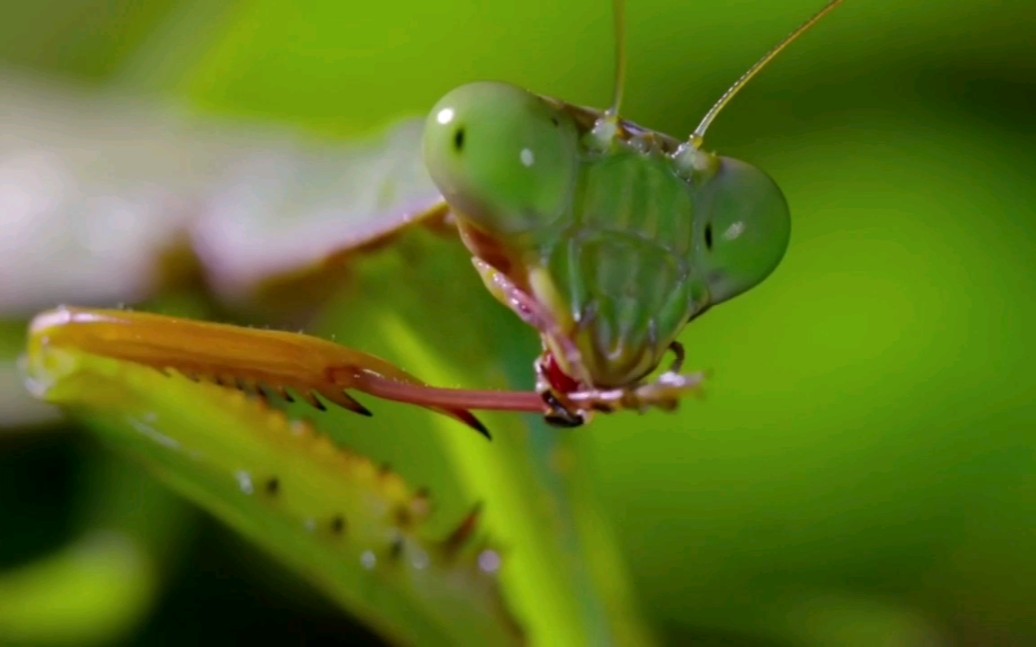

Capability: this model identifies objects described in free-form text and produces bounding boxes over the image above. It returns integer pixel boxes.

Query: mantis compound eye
[695,157,791,304]
[423,82,580,235]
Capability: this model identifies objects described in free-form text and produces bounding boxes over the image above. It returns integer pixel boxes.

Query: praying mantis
[23,0,843,438]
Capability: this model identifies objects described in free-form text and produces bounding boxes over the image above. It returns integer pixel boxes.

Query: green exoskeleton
[27,0,843,435]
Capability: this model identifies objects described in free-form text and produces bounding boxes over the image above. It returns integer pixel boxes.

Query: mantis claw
[316,388,373,417]
[28,307,706,436]
[540,389,586,428]
[29,307,486,436]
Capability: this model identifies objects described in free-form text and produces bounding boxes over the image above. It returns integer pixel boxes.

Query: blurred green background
[1,0,1033,645]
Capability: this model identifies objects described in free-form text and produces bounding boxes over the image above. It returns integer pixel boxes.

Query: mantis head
[422,82,580,235]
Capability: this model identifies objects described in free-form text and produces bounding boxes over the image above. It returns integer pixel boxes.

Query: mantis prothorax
[29,1,843,437]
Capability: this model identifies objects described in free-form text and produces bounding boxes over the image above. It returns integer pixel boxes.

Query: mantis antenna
[606,0,627,118]
[691,0,844,146]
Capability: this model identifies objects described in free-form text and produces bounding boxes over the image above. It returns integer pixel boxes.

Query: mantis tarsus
[26,0,843,436]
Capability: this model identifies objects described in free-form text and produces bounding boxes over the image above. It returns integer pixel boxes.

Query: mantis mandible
[28,0,844,437]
